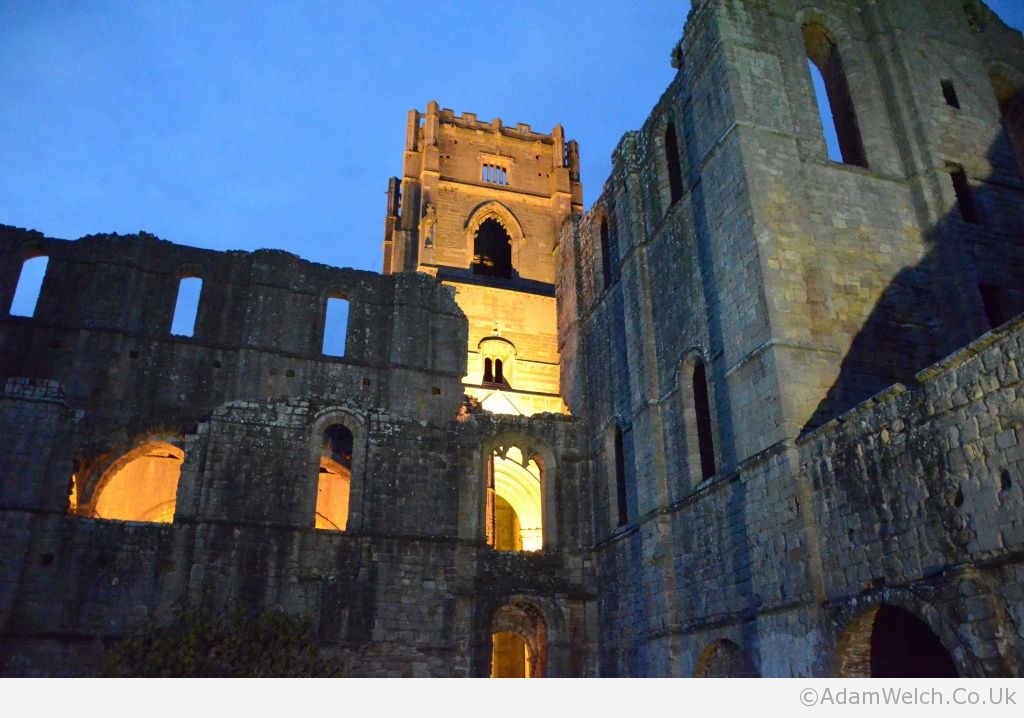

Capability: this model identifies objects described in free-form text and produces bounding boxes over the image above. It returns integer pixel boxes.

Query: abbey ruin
[1,0,1023,677]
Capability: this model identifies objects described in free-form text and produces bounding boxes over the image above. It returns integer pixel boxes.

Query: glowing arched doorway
[316,424,352,531]
[490,602,547,678]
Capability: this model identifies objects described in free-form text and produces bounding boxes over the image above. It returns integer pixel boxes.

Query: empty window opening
[614,426,628,527]
[979,283,1014,328]
[693,361,717,480]
[316,424,352,531]
[949,167,979,223]
[941,79,960,109]
[9,255,48,317]
[482,163,508,185]
[834,604,958,677]
[484,357,494,383]
[171,276,202,337]
[486,445,543,551]
[472,218,513,278]
[803,23,867,167]
[91,442,182,523]
[599,217,613,290]
[322,296,349,357]
[494,358,504,384]
[990,72,1024,180]
[665,121,684,205]
[490,603,546,678]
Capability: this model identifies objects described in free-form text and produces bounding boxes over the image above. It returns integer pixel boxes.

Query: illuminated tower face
[383,101,582,415]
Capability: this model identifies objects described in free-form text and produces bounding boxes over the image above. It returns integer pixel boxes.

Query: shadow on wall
[804,117,1024,433]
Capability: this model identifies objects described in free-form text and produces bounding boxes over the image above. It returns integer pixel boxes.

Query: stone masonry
[1,0,1023,676]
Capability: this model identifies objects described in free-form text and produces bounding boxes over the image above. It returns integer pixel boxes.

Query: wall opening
[484,357,494,383]
[665,120,684,205]
[170,276,202,337]
[949,166,980,224]
[941,79,961,109]
[472,218,513,278]
[90,441,182,523]
[979,283,1020,328]
[482,163,509,185]
[693,361,717,480]
[322,296,349,357]
[694,639,758,677]
[833,604,958,677]
[599,216,613,290]
[316,423,352,531]
[490,602,547,678]
[613,426,628,526]
[990,71,1024,180]
[803,23,867,167]
[486,444,543,551]
[9,255,48,318]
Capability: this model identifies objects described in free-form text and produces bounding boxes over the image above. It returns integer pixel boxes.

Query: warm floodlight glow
[93,442,182,523]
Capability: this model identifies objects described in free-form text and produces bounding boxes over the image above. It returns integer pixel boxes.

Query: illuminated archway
[490,601,547,678]
[487,445,543,551]
[91,441,182,523]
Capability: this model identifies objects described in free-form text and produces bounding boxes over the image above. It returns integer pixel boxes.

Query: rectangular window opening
[322,296,350,357]
[10,255,49,318]
[941,79,961,109]
[949,168,980,224]
[171,276,202,337]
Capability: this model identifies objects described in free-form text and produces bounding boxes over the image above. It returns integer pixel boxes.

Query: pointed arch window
[665,121,684,205]
[803,23,867,167]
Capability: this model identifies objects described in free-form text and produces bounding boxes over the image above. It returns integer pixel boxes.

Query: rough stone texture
[559,0,1024,677]
[2,0,1024,678]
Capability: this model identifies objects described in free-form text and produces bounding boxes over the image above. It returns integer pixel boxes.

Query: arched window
[316,423,352,531]
[803,23,866,167]
[322,296,349,357]
[692,361,717,481]
[613,426,628,527]
[665,120,684,205]
[990,71,1024,180]
[490,602,546,678]
[9,255,48,318]
[472,218,513,278]
[89,441,183,523]
[494,358,504,384]
[484,357,494,383]
[171,276,202,337]
[486,444,543,551]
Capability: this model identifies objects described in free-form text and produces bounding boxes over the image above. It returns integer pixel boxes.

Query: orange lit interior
[490,447,542,551]
[92,442,182,523]
[315,455,350,531]
[491,631,531,678]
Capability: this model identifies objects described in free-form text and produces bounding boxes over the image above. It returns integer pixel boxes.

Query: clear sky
[2,1,1023,274]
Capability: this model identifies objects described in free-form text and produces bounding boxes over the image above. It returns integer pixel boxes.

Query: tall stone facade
[1,0,1023,677]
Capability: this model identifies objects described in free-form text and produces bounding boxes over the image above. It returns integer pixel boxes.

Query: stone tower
[383,101,583,415]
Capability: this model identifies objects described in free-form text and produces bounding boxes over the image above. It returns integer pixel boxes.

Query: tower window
[9,255,48,318]
[941,79,960,109]
[949,167,979,224]
[613,426,628,527]
[599,216,613,290]
[665,121,684,205]
[803,23,867,167]
[484,357,494,383]
[482,163,508,185]
[171,276,202,337]
[322,296,350,356]
[693,361,717,480]
[472,218,513,278]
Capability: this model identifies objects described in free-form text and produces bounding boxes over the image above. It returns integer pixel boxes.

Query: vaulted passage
[490,602,546,678]
[91,441,182,523]
[834,604,958,677]
[472,218,513,278]
[316,424,352,531]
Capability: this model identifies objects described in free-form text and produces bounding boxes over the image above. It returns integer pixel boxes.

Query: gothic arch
[80,436,186,523]
[464,201,526,274]
[489,599,549,677]
[674,349,720,491]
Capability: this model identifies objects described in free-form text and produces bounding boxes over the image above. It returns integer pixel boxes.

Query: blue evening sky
[3,1,1024,275]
